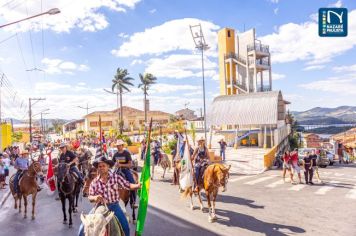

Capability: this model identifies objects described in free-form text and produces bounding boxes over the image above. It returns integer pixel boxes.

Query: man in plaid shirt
[79,156,140,236]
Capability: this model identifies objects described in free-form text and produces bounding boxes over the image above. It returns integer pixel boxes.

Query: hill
[292,106,356,124]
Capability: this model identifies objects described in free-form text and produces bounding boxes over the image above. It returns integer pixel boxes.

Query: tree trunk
[120,89,123,135]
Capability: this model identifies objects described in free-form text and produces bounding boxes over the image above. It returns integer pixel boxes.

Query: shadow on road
[217,195,265,209]
[215,209,306,236]
[145,205,219,236]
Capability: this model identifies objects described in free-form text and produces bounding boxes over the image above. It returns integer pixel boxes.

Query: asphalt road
[1,161,356,236]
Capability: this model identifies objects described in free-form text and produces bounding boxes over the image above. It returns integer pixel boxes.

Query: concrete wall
[0,123,12,150]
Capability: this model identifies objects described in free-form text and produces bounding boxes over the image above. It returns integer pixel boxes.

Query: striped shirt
[89,172,130,204]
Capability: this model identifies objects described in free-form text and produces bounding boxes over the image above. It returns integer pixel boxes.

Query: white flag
[179,142,193,190]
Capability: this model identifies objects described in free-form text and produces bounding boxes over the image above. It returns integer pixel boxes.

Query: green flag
[136,126,152,235]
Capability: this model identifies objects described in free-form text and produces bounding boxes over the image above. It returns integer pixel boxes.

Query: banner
[179,141,193,190]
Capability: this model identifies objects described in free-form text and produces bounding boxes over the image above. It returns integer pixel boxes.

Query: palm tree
[138,73,157,123]
[112,68,134,134]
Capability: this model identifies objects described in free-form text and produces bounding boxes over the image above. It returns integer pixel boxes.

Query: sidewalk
[0,167,15,209]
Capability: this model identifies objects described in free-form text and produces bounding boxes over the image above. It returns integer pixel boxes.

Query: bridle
[26,162,43,178]
[58,163,75,195]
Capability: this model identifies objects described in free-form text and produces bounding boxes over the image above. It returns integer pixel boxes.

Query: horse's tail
[181,187,192,199]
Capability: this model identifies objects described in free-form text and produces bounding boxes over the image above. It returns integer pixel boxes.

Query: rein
[26,163,42,178]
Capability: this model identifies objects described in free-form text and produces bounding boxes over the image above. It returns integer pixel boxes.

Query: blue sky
[0,0,355,119]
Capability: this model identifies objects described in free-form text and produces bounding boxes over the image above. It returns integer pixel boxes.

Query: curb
[0,189,11,209]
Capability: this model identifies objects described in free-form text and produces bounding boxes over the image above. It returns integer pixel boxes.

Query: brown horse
[9,160,44,220]
[182,163,230,222]
[172,159,181,186]
[159,153,171,179]
[83,167,139,223]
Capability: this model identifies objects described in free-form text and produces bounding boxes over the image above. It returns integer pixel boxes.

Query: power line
[25,2,37,69]
[0,33,17,45]
[15,33,33,89]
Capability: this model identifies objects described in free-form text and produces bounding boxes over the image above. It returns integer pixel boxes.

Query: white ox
[80,211,115,236]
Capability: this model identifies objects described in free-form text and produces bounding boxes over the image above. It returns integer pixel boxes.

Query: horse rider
[113,139,137,205]
[78,155,141,236]
[192,137,209,193]
[59,143,84,185]
[13,150,30,198]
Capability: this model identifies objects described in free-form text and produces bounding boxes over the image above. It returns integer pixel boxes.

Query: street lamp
[0,8,60,29]
[190,24,209,142]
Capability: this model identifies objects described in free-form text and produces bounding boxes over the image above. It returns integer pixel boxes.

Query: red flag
[46,151,56,191]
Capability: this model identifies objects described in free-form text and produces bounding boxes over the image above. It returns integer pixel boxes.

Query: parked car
[323,150,335,166]
[298,148,330,168]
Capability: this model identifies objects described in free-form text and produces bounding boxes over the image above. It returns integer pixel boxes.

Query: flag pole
[99,115,102,149]
[136,118,153,236]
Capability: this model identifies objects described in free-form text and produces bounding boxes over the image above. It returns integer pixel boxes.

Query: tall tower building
[218,28,272,95]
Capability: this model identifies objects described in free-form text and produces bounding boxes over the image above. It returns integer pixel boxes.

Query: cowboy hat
[93,156,115,168]
[198,137,205,142]
[115,139,125,146]
[21,150,29,155]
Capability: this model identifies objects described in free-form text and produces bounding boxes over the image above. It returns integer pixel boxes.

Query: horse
[82,167,139,224]
[57,162,81,227]
[81,204,124,236]
[182,163,230,222]
[9,160,44,220]
[78,148,93,177]
[172,158,181,186]
[159,153,171,179]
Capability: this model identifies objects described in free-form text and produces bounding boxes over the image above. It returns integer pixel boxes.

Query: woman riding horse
[192,137,209,193]
[78,156,141,236]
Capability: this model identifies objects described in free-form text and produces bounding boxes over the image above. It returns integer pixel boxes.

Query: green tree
[112,68,135,134]
[52,119,65,134]
[138,73,157,123]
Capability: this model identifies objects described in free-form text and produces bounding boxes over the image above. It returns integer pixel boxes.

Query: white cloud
[41,58,90,74]
[328,0,342,8]
[144,54,217,79]
[35,82,71,91]
[149,9,157,14]
[77,82,86,86]
[118,33,129,38]
[260,10,356,65]
[111,18,219,57]
[303,65,325,71]
[299,76,356,95]
[151,83,201,94]
[333,64,356,73]
[0,0,142,33]
[274,8,279,15]
[272,73,285,80]
[130,59,144,66]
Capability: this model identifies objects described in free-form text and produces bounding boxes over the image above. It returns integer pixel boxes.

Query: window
[227,30,231,37]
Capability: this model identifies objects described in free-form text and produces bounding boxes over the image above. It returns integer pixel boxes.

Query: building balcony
[257,85,272,92]
[247,43,269,54]
[225,52,247,65]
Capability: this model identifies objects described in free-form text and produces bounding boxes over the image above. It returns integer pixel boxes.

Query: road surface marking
[229,175,256,182]
[346,186,356,200]
[315,181,339,195]
[288,184,306,191]
[266,179,285,188]
[244,176,275,185]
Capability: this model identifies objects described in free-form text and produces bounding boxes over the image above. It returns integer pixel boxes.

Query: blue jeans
[195,165,201,187]
[220,149,226,161]
[121,168,136,203]
[70,166,83,183]
[78,202,129,236]
[14,170,22,194]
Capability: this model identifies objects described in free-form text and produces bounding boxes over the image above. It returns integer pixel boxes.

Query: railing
[257,85,272,92]
[247,43,269,53]
[225,52,247,64]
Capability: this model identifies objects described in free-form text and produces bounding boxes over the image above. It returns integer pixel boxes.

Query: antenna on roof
[184,102,190,109]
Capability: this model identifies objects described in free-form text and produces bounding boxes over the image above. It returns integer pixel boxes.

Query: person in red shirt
[282,150,293,183]
[290,149,303,184]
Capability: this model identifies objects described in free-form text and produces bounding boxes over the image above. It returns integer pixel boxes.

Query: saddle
[198,163,209,184]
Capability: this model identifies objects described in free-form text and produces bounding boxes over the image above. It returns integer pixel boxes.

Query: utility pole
[29,98,45,143]
[190,24,209,142]
[77,103,96,115]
